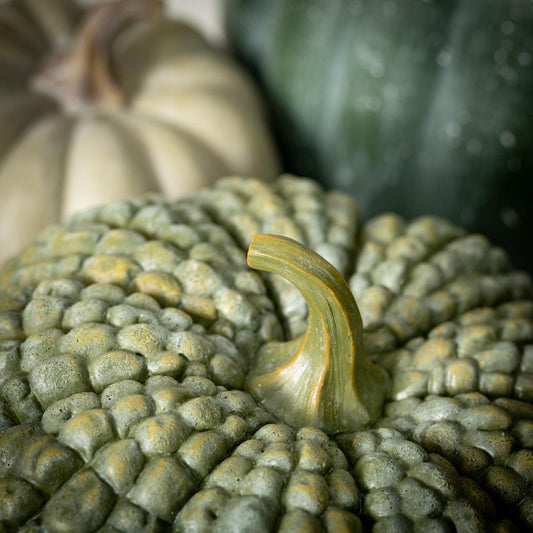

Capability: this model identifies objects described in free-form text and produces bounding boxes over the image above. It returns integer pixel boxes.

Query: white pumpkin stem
[31,0,163,113]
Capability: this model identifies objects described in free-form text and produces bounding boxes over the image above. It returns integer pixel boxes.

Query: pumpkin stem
[31,0,163,113]
[246,234,389,434]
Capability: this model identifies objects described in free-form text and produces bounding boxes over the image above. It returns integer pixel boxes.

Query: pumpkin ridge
[110,112,231,197]
[0,3,47,55]
[0,113,74,263]
[132,85,280,181]
[0,92,57,163]
[61,112,161,219]
[334,427,494,531]
[16,0,81,50]
[187,197,294,342]
[377,300,533,403]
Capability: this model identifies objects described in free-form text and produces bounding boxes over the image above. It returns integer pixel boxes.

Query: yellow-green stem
[246,234,388,434]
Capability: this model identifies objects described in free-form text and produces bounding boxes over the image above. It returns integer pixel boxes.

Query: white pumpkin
[0,0,279,262]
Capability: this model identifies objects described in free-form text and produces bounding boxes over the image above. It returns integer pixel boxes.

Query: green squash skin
[1,176,533,531]
[225,0,533,273]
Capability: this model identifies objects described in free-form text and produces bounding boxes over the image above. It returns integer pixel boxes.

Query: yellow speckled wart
[0,0,279,263]
[0,175,533,532]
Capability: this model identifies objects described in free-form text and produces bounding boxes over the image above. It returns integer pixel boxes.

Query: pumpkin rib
[376,394,533,526]
[0,64,28,93]
[112,112,232,198]
[134,53,269,117]
[335,428,496,532]
[0,114,73,262]
[132,86,280,181]
[61,113,161,219]
[0,92,57,158]
[0,3,46,58]
[378,300,533,402]
[0,37,37,79]
[176,424,363,532]
[0,424,80,524]
[109,17,212,97]
[351,215,532,355]
[16,0,82,50]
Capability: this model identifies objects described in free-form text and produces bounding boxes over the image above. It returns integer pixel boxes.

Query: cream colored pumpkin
[0,0,279,263]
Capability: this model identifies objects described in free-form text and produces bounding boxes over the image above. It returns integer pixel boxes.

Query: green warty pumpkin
[0,175,532,531]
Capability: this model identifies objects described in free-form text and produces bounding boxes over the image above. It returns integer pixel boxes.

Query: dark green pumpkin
[225,0,533,272]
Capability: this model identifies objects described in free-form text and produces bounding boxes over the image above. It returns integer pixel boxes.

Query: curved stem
[246,234,389,434]
[31,0,163,113]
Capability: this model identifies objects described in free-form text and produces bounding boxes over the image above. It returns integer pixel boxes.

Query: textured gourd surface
[0,176,532,532]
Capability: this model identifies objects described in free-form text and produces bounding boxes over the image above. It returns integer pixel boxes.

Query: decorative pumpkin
[224,0,533,273]
[1,175,532,531]
[0,0,279,264]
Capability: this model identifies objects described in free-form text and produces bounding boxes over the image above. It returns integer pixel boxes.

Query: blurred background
[1,0,531,274]
[223,0,533,274]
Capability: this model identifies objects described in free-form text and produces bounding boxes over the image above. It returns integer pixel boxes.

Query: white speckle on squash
[500,207,520,229]
[499,131,516,149]
[518,52,532,66]
[500,21,515,35]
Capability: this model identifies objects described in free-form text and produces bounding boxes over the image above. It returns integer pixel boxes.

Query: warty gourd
[0,175,532,532]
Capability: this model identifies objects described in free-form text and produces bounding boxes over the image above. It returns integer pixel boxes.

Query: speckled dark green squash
[225,0,533,273]
[0,175,532,532]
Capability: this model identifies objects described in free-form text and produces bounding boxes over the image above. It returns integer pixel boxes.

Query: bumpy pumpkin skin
[225,0,533,273]
[0,175,533,532]
[0,0,279,264]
